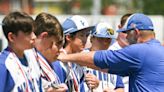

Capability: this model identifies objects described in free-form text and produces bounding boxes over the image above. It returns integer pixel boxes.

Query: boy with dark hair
[0,11,42,92]
[24,12,67,92]
[52,15,94,92]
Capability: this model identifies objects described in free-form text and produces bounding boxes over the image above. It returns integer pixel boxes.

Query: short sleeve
[94,45,143,76]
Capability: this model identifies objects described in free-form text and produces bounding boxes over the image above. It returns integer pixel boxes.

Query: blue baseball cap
[91,22,115,39]
[117,13,154,32]
[62,15,93,35]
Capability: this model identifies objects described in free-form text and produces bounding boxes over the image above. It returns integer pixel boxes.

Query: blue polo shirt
[94,39,164,92]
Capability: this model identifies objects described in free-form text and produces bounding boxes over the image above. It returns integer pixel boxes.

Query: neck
[34,39,44,53]
[90,46,107,51]
[138,37,154,43]
[8,45,24,58]
[64,45,73,54]
[138,31,155,43]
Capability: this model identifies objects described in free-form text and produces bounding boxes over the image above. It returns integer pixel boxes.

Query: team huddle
[0,11,164,92]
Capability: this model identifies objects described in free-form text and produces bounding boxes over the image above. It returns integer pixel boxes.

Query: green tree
[143,0,164,15]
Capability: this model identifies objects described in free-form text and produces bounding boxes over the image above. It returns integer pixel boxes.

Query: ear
[65,35,72,42]
[90,36,93,43]
[40,32,48,39]
[134,29,140,37]
[8,32,15,42]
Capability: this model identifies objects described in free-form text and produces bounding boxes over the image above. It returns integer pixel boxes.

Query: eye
[57,41,63,47]
[53,40,64,49]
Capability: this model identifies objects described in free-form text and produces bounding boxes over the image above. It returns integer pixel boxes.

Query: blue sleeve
[115,76,124,89]
[51,61,66,83]
[0,64,14,92]
[0,64,7,92]
[94,45,143,76]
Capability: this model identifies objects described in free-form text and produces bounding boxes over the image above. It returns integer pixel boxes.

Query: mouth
[81,44,85,48]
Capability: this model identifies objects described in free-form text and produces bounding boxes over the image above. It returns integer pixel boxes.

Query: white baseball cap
[62,15,93,35]
[91,22,115,39]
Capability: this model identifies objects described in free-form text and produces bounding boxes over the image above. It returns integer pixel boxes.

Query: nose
[30,32,36,45]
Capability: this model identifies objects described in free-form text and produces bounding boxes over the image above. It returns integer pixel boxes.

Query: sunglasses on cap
[107,28,114,35]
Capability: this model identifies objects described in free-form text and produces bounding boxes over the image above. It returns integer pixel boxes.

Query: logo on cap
[80,20,85,26]
[107,28,114,35]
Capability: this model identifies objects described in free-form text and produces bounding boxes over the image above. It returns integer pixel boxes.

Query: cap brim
[79,26,94,31]
[117,27,134,32]
[92,34,115,39]
[64,26,94,35]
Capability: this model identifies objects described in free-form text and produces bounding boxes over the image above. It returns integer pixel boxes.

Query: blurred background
[0,0,163,15]
[0,0,164,51]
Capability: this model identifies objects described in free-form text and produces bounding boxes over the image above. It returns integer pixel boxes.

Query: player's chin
[49,58,57,63]
[24,46,33,50]
[79,46,85,51]
[53,56,58,61]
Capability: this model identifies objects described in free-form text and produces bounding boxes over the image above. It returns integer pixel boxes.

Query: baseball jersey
[0,47,42,92]
[108,41,122,50]
[24,48,61,89]
[83,49,124,92]
[52,49,84,92]
[94,39,164,92]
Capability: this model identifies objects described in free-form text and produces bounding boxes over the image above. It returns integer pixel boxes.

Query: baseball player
[0,11,42,92]
[24,12,68,92]
[84,22,124,92]
[52,15,95,92]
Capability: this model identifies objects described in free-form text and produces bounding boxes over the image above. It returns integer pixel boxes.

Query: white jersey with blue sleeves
[52,49,84,92]
[24,48,61,89]
[0,47,42,92]
[83,48,124,91]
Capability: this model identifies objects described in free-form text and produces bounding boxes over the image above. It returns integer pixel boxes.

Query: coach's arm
[57,51,108,73]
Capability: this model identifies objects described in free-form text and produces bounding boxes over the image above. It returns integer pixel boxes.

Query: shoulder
[0,50,11,88]
[52,61,65,71]
[0,49,11,65]
[124,39,160,50]
[52,60,62,67]
[119,43,144,53]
